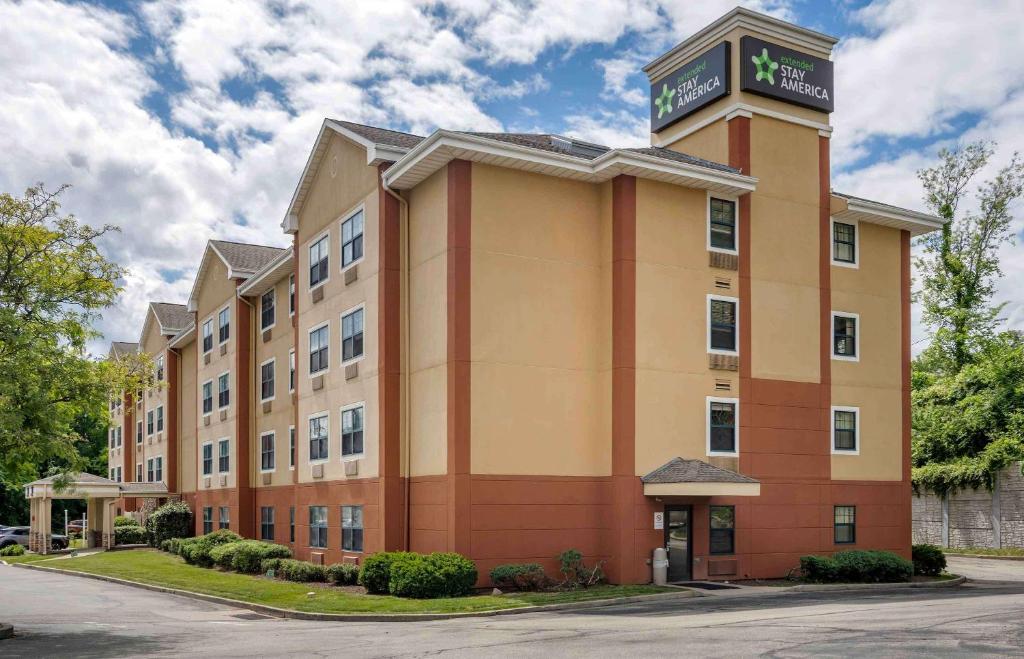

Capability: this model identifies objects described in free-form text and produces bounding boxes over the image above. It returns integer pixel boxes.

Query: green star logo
[751,48,779,85]
[654,83,675,119]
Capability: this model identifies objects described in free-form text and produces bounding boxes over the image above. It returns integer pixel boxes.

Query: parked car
[0,526,68,551]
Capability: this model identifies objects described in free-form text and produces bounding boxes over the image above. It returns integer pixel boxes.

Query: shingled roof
[641,458,759,484]
[624,147,739,174]
[331,120,424,150]
[210,240,287,275]
[150,302,191,333]
[460,132,611,160]
[109,342,138,358]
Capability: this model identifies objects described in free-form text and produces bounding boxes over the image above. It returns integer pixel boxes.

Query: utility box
[652,547,668,586]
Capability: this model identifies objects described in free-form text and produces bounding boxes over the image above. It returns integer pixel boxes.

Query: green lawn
[26,549,670,614]
[2,552,63,564]
[945,547,1024,557]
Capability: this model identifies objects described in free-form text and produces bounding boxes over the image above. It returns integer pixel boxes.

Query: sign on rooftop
[740,36,834,113]
[649,42,731,133]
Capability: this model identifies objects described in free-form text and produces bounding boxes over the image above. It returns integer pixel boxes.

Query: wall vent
[714,379,731,391]
[714,277,731,289]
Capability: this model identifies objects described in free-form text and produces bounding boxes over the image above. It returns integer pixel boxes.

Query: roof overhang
[282,119,411,234]
[139,304,187,346]
[383,130,757,196]
[643,481,761,497]
[167,322,196,349]
[25,481,121,500]
[831,193,945,236]
[186,242,252,312]
[237,246,294,298]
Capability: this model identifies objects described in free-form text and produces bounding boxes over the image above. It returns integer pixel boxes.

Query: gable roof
[151,303,191,334]
[187,240,287,312]
[641,457,759,484]
[108,342,138,358]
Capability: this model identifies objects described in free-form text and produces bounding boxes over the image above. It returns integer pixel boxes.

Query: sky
[1,0,1022,354]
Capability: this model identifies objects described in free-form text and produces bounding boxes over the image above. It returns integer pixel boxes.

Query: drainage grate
[673,581,740,590]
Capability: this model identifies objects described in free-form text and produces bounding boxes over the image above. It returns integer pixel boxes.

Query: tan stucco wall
[634,178,741,475]
[253,272,297,486]
[296,133,380,483]
[178,338,198,494]
[407,167,447,477]
[830,221,904,481]
[469,164,610,476]
[666,119,728,168]
[139,310,171,485]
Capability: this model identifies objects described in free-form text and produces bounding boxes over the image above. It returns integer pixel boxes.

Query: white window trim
[706,294,740,356]
[831,311,861,362]
[706,396,740,457]
[289,274,296,318]
[201,316,214,355]
[259,357,276,403]
[217,370,231,410]
[201,441,214,476]
[308,320,331,377]
[340,401,366,461]
[339,204,366,273]
[831,406,861,455]
[201,379,214,417]
[830,217,859,269]
[156,405,164,432]
[260,288,276,332]
[308,411,330,465]
[308,229,331,291]
[259,430,276,473]
[706,192,740,256]
[288,349,296,393]
[217,437,231,475]
[146,409,154,437]
[340,302,367,366]
[136,463,143,482]
[288,424,296,471]
[217,304,231,346]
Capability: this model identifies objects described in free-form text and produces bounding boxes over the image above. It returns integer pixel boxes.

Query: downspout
[236,290,256,534]
[381,175,411,551]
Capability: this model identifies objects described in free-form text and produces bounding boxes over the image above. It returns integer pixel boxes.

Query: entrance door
[664,505,692,582]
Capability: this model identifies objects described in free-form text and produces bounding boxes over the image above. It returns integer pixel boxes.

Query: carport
[23,473,168,554]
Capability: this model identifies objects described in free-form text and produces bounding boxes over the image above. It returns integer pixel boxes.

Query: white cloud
[564,109,649,147]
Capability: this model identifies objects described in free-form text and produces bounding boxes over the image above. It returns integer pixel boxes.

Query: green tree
[915,142,1024,373]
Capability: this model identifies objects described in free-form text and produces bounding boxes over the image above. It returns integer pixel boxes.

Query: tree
[915,142,1024,373]
[0,184,123,485]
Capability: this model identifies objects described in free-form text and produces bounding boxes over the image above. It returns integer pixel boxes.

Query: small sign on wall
[653,512,664,530]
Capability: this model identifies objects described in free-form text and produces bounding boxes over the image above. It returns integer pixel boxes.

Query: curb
[10,563,698,622]
[0,623,12,640]
[944,553,1024,562]
[789,575,966,592]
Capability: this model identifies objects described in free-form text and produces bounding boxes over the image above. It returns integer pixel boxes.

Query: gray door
[665,506,691,582]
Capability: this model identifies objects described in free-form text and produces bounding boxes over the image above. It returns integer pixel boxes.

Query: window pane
[834,316,857,356]
[709,198,736,250]
[710,300,736,351]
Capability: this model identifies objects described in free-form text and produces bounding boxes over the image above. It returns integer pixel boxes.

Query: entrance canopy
[641,457,760,497]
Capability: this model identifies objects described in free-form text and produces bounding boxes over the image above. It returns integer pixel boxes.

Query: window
[708,196,737,253]
[309,324,329,374]
[260,359,275,401]
[147,410,154,435]
[134,463,141,482]
[309,413,328,462]
[218,306,230,344]
[260,289,275,330]
[832,407,859,453]
[156,354,165,381]
[309,506,328,548]
[146,458,154,482]
[289,506,295,543]
[832,220,857,266]
[832,312,859,360]
[202,380,213,415]
[136,420,143,443]
[109,429,115,448]
[834,505,856,544]
[342,505,363,552]
[154,457,163,482]
[116,426,122,447]
[218,438,230,473]
[218,372,230,408]
[707,397,738,455]
[341,209,364,268]
[115,466,122,483]
[289,350,295,393]
[341,404,364,457]
[203,507,213,534]
[202,442,213,476]
[708,296,738,354]
[219,506,230,530]
[289,426,296,469]
[289,274,295,315]
[202,319,213,353]
[260,507,275,541]
[309,234,329,288]
[261,432,275,472]
[709,505,735,554]
[342,307,364,362]
[156,405,164,433]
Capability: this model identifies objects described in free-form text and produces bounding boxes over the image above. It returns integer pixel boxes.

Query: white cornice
[651,102,832,147]
[832,193,945,236]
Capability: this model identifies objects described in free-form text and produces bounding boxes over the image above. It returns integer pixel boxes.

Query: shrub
[113,516,137,527]
[232,541,292,574]
[277,559,327,582]
[912,544,947,577]
[425,553,477,597]
[557,549,605,589]
[359,551,415,594]
[490,563,550,591]
[210,542,245,570]
[261,557,285,575]
[1,544,26,556]
[114,524,148,546]
[800,555,839,582]
[326,562,361,586]
[179,529,242,567]
[146,501,193,547]
[800,550,912,583]
[388,554,444,598]
[161,538,183,555]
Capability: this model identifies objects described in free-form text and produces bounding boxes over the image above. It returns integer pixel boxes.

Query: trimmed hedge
[161,537,183,555]
[146,501,193,547]
[800,550,913,583]
[210,542,245,570]
[359,551,415,594]
[490,563,550,591]
[0,544,26,556]
[178,529,242,567]
[912,544,947,577]
[231,541,291,574]
[261,557,285,575]
[276,559,327,582]
[361,551,478,598]
[114,524,148,545]
[113,516,137,527]
[423,553,477,597]
[327,562,360,586]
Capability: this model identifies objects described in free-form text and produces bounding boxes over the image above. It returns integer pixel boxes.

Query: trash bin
[652,547,668,585]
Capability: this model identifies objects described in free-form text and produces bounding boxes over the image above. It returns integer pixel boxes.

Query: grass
[2,552,62,564]
[26,549,670,614]
[944,547,1024,557]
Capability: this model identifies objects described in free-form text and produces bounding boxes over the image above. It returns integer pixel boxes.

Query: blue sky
[0,0,1021,352]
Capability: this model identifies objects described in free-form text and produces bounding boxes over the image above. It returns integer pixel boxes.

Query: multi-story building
[107,8,944,583]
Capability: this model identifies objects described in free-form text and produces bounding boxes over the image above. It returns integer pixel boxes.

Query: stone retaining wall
[913,462,1024,548]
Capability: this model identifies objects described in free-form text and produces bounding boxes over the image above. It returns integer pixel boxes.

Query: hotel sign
[650,42,731,133]
[740,36,834,113]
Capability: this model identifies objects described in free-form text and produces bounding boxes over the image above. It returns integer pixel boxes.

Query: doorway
[664,505,692,582]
